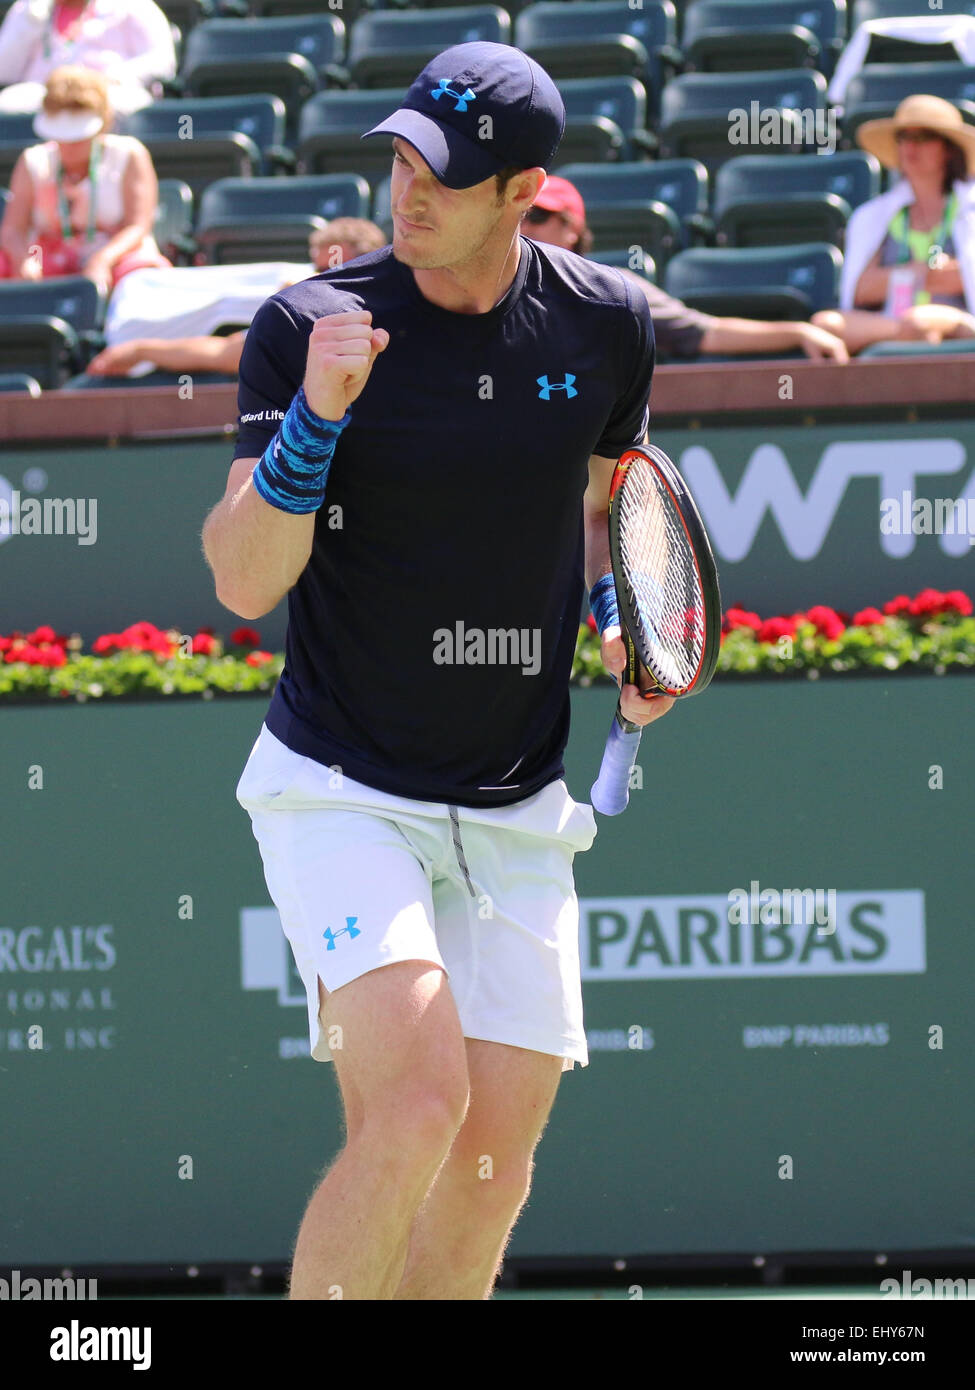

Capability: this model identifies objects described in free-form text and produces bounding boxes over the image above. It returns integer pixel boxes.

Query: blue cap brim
[361,108,503,190]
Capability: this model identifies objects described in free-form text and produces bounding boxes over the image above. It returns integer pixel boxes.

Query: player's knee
[362,1086,469,1169]
[473,1163,532,1221]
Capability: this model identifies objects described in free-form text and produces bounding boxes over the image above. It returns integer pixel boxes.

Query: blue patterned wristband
[252,386,351,514]
[589,573,621,635]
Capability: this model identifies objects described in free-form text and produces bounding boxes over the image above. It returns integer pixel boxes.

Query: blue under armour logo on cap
[360,43,565,191]
[430,77,477,112]
[322,916,360,950]
[537,374,578,400]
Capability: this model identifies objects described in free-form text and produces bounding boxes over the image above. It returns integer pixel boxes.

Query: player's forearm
[584,505,612,590]
[202,480,315,620]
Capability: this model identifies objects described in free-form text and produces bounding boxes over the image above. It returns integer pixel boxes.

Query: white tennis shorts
[236,725,598,1070]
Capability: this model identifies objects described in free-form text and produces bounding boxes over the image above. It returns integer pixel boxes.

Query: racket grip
[590,708,644,816]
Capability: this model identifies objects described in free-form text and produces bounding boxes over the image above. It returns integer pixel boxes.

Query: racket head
[608,444,722,699]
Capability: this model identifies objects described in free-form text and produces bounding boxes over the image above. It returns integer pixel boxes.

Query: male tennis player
[202,41,672,1301]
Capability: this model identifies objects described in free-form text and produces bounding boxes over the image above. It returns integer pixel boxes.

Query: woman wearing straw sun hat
[0,64,171,293]
[812,94,975,354]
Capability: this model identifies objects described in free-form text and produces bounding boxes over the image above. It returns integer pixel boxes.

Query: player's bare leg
[392,1039,563,1300]
[287,962,470,1300]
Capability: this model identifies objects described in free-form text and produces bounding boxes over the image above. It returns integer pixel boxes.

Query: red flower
[245,650,273,667]
[191,633,216,656]
[149,633,175,657]
[119,621,165,650]
[37,645,67,666]
[4,647,24,663]
[806,605,846,640]
[723,606,762,634]
[27,625,56,644]
[940,589,973,617]
[883,595,913,617]
[0,636,11,653]
[853,607,885,627]
[196,625,216,637]
[758,616,797,645]
[586,613,598,633]
[231,626,261,647]
[93,633,123,655]
[14,644,43,664]
[910,588,946,617]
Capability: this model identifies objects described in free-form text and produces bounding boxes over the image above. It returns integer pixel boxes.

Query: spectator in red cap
[525,174,849,361]
[523,174,594,253]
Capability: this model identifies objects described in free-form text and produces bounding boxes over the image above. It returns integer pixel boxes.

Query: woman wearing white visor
[0,64,171,291]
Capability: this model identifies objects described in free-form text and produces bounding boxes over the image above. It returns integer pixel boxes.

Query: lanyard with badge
[41,0,94,61]
[54,135,101,245]
[890,191,957,266]
[884,191,957,315]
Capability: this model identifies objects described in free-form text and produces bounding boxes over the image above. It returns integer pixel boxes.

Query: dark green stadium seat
[857,336,975,357]
[0,278,106,389]
[154,179,196,265]
[535,162,677,266]
[556,159,713,247]
[349,7,511,89]
[297,89,409,187]
[664,242,842,317]
[372,176,394,238]
[659,69,830,172]
[0,113,41,190]
[587,247,657,281]
[158,1,215,34]
[681,0,844,76]
[0,372,42,396]
[851,0,975,65]
[844,61,975,109]
[713,150,880,247]
[194,173,370,263]
[119,96,291,198]
[557,77,656,163]
[515,2,680,120]
[174,16,347,134]
[249,0,371,21]
[854,0,975,15]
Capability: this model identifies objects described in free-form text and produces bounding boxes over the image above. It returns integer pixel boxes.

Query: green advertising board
[1,675,971,1266]
[2,415,974,651]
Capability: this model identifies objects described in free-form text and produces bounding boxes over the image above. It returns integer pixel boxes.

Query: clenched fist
[303,310,389,422]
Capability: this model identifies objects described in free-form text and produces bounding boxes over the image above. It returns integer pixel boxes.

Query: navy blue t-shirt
[233,237,654,807]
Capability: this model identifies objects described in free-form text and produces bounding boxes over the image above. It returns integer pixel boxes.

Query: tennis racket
[590,443,722,816]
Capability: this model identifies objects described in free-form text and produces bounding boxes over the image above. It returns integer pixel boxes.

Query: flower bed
[1,590,972,702]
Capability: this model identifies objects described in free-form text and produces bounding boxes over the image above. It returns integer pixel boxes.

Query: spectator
[0,66,171,292]
[0,0,174,116]
[83,217,388,378]
[526,175,849,361]
[813,95,975,354]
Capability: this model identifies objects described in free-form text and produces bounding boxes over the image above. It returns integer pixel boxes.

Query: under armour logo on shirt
[537,374,578,400]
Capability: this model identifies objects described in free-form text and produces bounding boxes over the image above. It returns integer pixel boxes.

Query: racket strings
[617,462,705,692]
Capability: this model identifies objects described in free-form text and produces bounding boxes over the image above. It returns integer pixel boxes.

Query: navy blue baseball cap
[361,42,565,190]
